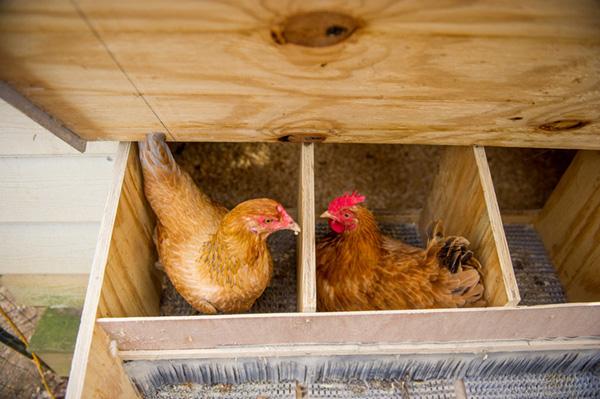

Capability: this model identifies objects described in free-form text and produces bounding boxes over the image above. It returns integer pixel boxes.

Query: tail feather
[139,133,178,177]
[138,133,226,236]
[427,220,486,307]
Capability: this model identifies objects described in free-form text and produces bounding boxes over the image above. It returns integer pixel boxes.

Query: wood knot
[538,119,589,131]
[278,134,327,143]
[272,11,360,47]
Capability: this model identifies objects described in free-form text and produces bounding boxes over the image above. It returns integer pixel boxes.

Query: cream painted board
[0,222,99,274]
[0,157,114,223]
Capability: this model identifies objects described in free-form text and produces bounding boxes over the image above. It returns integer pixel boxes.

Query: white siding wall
[0,100,117,278]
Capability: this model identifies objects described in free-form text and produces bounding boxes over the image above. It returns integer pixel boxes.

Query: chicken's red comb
[328,191,366,213]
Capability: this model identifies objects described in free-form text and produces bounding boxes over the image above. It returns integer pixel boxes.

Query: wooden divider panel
[536,151,600,302]
[297,143,317,312]
[419,146,519,307]
[97,144,161,318]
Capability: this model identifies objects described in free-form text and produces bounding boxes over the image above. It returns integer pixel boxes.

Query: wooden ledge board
[97,303,600,352]
[117,337,600,361]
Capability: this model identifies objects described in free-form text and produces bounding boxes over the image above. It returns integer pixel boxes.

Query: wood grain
[96,303,600,352]
[0,0,166,141]
[297,143,317,312]
[536,151,600,302]
[97,144,161,318]
[419,146,520,307]
[1,1,598,147]
[67,143,148,399]
[117,337,600,361]
[81,325,141,398]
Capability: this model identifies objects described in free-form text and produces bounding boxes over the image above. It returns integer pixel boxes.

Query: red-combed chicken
[316,192,486,311]
[139,133,300,314]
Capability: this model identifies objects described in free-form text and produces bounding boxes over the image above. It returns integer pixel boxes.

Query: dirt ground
[0,287,67,399]
[172,142,574,213]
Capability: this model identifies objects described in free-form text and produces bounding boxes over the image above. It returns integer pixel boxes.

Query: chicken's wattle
[329,219,345,234]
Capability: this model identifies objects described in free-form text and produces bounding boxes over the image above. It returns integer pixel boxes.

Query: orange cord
[0,304,56,399]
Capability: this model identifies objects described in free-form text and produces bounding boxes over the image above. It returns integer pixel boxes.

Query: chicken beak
[288,221,301,235]
[320,210,335,220]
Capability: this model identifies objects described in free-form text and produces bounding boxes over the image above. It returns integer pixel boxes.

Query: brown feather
[317,206,486,311]
[139,134,287,314]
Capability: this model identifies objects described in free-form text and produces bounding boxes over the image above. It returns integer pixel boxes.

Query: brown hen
[317,192,485,311]
[139,134,300,314]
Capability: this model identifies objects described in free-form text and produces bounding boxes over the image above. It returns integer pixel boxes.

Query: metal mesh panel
[504,224,566,305]
[465,371,600,399]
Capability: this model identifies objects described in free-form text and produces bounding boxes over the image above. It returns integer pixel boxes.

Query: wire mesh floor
[159,222,424,316]
[503,224,566,305]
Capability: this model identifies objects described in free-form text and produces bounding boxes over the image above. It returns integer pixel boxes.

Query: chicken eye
[264,218,272,224]
[344,213,351,218]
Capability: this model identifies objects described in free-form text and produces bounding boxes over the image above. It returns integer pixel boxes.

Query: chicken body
[139,134,299,314]
[317,193,485,312]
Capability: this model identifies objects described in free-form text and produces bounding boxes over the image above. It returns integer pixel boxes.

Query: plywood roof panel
[0,0,167,140]
[1,0,599,147]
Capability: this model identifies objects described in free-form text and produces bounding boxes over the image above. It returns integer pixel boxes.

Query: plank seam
[70,0,174,140]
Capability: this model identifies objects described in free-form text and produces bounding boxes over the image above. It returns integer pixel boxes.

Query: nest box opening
[272,11,360,47]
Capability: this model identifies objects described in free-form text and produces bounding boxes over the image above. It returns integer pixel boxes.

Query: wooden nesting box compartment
[498,150,600,304]
[67,141,600,399]
[1,0,599,397]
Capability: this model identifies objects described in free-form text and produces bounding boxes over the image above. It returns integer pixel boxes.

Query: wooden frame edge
[66,143,133,399]
[0,81,87,153]
[473,146,521,306]
[96,303,600,352]
[116,337,600,361]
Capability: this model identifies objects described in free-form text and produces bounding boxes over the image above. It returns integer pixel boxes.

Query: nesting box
[1,1,599,398]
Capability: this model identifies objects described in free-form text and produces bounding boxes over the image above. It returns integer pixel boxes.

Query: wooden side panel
[297,143,317,312]
[67,143,148,399]
[81,325,140,399]
[419,146,519,307]
[97,304,600,351]
[97,144,161,318]
[536,151,600,302]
